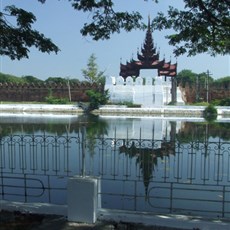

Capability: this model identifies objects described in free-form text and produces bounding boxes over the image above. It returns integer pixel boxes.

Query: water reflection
[0,114,108,136]
[0,114,229,141]
[177,122,230,142]
[0,114,230,217]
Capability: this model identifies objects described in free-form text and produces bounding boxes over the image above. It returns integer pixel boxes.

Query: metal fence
[0,132,230,217]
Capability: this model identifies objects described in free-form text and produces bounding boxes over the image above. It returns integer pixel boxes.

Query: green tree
[0,72,24,84]
[212,76,230,87]
[203,104,217,122]
[71,0,143,40]
[219,98,230,106]
[177,70,197,87]
[69,78,81,84]
[21,75,43,83]
[177,69,214,88]
[198,72,214,86]
[82,54,105,84]
[45,77,68,84]
[0,4,59,60]
[1,1,229,59]
[152,0,230,56]
[79,54,109,112]
[86,89,109,111]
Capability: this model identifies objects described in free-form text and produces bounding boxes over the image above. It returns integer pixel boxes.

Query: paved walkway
[0,104,229,118]
[0,210,185,230]
[1,208,230,230]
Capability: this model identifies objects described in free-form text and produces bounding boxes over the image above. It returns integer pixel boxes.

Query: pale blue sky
[1,0,229,80]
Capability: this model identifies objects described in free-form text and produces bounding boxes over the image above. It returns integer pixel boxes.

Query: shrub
[219,98,230,106]
[210,97,230,106]
[203,105,217,122]
[86,89,109,111]
[45,96,68,104]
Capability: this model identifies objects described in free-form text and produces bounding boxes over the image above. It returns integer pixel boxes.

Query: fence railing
[0,133,230,217]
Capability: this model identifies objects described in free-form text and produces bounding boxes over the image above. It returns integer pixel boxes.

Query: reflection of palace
[106,117,179,195]
[96,117,180,196]
[119,139,175,196]
[104,117,180,141]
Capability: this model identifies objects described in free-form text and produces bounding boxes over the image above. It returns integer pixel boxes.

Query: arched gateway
[105,18,180,106]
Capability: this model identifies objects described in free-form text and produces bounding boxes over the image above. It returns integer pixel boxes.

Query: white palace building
[105,18,184,107]
[105,19,184,107]
[105,75,184,107]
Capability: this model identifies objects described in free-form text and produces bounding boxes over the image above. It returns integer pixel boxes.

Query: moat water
[0,114,230,218]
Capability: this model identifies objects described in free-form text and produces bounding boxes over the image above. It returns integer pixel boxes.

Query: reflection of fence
[0,133,230,217]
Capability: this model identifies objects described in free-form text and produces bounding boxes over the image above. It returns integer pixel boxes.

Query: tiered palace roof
[119,18,177,79]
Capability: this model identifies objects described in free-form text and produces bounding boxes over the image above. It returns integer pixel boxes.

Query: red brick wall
[0,82,103,102]
[180,83,230,103]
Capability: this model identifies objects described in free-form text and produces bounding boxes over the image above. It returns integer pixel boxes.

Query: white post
[67,176,100,224]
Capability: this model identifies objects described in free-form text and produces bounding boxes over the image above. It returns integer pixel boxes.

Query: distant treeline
[176,69,230,88]
[0,72,84,84]
[1,70,229,87]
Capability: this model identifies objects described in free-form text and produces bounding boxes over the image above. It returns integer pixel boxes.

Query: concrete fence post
[67,176,100,224]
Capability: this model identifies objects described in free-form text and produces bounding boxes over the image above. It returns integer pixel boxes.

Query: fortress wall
[0,82,103,102]
[181,83,230,103]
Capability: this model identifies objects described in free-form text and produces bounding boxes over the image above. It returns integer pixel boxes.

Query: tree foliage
[70,0,144,40]
[45,77,68,84]
[177,69,214,88]
[1,0,229,59]
[45,77,81,84]
[177,70,197,87]
[0,4,59,60]
[80,53,108,112]
[82,53,105,84]
[212,76,230,88]
[0,72,44,84]
[21,75,43,83]
[86,89,109,111]
[203,104,217,122]
[0,72,25,84]
[152,0,230,56]
[218,98,230,106]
